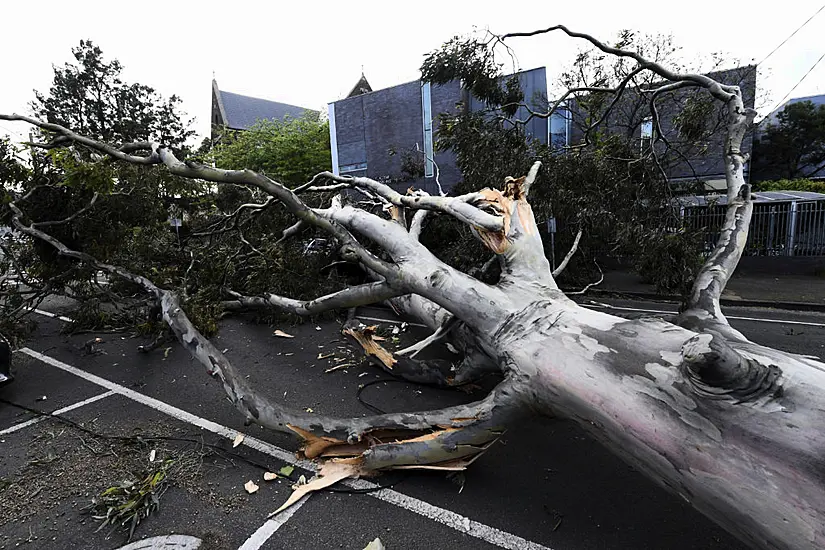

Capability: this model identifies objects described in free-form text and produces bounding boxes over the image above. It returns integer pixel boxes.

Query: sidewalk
[588,269,825,311]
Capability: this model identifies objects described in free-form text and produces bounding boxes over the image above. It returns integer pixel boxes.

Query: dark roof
[214,82,317,130]
[678,190,825,206]
[347,74,372,98]
[761,93,825,126]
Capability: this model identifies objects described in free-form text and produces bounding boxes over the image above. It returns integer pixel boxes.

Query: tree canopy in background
[1,42,338,340]
[32,40,193,147]
[752,100,825,181]
[419,31,703,294]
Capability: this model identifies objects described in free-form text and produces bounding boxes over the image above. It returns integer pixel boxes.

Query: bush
[753,179,825,193]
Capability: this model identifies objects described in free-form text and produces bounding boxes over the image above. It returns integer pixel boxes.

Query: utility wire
[757,3,825,67]
[767,50,825,114]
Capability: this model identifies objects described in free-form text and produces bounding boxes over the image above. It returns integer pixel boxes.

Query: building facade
[327,65,756,194]
[327,68,549,195]
[558,65,758,191]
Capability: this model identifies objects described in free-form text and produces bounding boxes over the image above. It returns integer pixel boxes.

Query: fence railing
[683,200,825,257]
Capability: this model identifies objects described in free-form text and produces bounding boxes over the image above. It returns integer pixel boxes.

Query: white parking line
[27,307,74,323]
[237,496,310,550]
[19,347,554,550]
[584,301,825,328]
[355,315,428,328]
[0,390,115,436]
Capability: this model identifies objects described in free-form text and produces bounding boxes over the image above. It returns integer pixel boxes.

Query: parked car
[0,333,12,385]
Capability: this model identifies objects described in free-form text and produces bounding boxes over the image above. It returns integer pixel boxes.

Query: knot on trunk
[680,334,783,403]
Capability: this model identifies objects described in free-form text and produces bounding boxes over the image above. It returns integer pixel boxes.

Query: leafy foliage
[212,115,331,186]
[752,100,825,181]
[753,178,825,193]
[32,40,193,147]
[421,35,523,116]
[419,33,705,294]
[88,459,173,540]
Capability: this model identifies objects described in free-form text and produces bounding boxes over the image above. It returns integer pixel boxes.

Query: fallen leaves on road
[324,362,354,373]
[244,480,259,494]
[273,329,294,338]
[364,538,386,550]
[232,434,244,448]
[263,472,278,481]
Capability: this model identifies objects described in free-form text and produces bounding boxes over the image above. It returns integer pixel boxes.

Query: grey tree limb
[222,282,404,315]
[552,227,583,278]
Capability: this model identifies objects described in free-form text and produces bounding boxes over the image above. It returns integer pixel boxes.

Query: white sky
[1,0,824,144]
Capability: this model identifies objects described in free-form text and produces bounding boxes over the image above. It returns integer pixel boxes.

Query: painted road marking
[0,390,115,436]
[27,307,74,323]
[355,315,428,328]
[29,301,825,331]
[19,347,554,550]
[584,301,825,328]
[237,496,310,550]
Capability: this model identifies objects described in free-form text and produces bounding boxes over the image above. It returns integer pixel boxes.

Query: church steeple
[347,72,372,98]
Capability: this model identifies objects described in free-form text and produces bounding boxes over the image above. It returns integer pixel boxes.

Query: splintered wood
[269,461,363,517]
[343,325,397,368]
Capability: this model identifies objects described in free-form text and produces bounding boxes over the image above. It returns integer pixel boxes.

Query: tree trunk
[481,298,825,550]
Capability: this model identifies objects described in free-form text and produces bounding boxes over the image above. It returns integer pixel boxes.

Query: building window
[549,103,571,149]
[641,117,653,151]
[339,162,367,174]
[421,82,434,178]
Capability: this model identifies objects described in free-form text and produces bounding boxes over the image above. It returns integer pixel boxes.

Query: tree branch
[8,193,525,466]
[222,282,403,315]
[552,227,583,278]
[503,26,736,102]
[312,171,504,232]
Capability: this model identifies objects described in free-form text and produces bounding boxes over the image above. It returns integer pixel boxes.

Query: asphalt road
[2,299,823,550]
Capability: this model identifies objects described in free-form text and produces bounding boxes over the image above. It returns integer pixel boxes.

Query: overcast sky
[1,0,824,144]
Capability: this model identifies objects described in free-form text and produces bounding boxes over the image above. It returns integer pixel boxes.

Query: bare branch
[222,282,403,316]
[313,171,503,231]
[566,261,604,295]
[521,161,541,198]
[2,113,157,164]
[552,227,583,278]
[502,26,736,102]
[396,316,458,358]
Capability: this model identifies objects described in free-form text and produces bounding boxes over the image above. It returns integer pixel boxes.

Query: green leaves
[49,149,115,193]
[88,459,174,541]
[753,100,825,180]
[211,114,331,186]
[32,40,193,147]
[420,35,521,108]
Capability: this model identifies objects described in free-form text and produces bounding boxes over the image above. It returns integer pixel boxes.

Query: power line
[768,49,825,114]
[758,3,825,66]
[0,124,27,139]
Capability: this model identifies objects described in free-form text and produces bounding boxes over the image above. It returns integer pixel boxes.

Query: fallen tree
[2,26,824,550]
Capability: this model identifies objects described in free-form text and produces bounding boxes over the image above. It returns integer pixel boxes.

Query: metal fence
[682,201,825,256]
[683,199,825,257]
